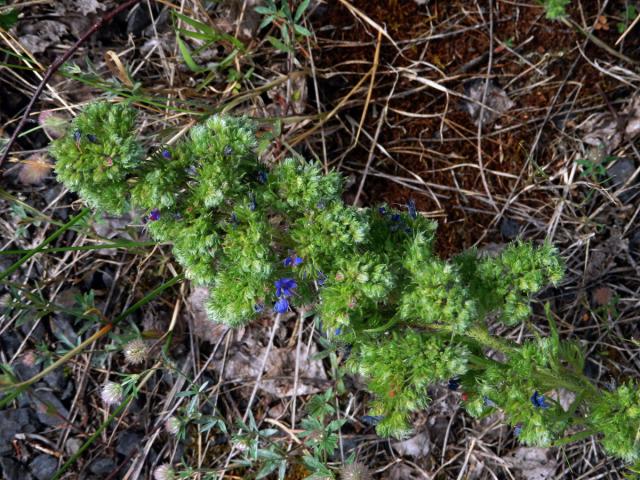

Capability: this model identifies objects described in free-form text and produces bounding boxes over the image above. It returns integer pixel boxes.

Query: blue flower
[149,208,160,221]
[483,395,497,407]
[361,415,384,426]
[407,198,417,219]
[530,391,549,409]
[274,297,289,313]
[257,171,268,184]
[514,424,522,437]
[254,303,264,313]
[86,133,98,143]
[283,253,303,267]
[448,378,460,391]
[73,129,81,143]
[334,328,342,336]
[161,148,171,159]
[317,271,326,286]
[378,206,387,216]
[275,278,297,298]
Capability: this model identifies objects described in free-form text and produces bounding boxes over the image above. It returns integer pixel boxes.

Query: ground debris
[578,92,640,154]
[462,79,515,128]
[505,447,557,480]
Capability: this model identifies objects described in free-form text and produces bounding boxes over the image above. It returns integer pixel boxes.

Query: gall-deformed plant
[50,101,640,465]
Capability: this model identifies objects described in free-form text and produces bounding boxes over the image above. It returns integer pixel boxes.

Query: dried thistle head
[18,154,52,185]
[164,416,181,435]
[153,464,175,480]
[123,339,149,365]
[38,110,67,139]
[101,381,123,406]
[341,462,371,480]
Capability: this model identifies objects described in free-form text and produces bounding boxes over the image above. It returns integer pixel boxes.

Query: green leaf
[0,8,18,30]
[294,23,312,36]
[176,35,204,73]
[267,35,293,53]
[254,6,275,15]
[294,0,311,22]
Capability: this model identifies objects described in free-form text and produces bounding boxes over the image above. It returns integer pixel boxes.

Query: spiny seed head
[340,462,371,480]
[101,381,123,406]
[153,464,175,480]
[124,339,149,365]
[165,416,181,435]
[19,154,52,185]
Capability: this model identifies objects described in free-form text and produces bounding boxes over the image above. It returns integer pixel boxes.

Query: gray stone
[31,390,69,427]
[89,457,116,475]
[0,331,22,357]
[49,315,78,348]
[43,369,67,393]
[29,454,57,480]
[0,457,33,480]
[500,217,520,240]
[14,357,42,382]
[0,408,37,455]
[116,431,143,457]
[607,157,638,203]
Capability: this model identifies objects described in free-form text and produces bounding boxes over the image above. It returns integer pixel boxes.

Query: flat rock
[0,456,33,480]
[500,217,521,240]
[116,430,143,457]
[31,390,69,427]
[89,457,116,475]
[607,157,638,202]
[29,454,58,480]
[0,408,37,455]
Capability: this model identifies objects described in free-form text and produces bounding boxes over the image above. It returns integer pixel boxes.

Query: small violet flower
[514,424,522,437]
[407,198,417,219]
[254,303,264,313]
[378,206,387,216]
[149,208,161,221]
[448,378,460,391]
[86,133,98,143]
[335,327,342,336]
[274,297,289,314]
[361,415,384,426]
[483,395,497,407]
[530,391,550,409]
[317,271,326,286]
[257,171,268,184]
[73,129,82,143]
[161,148,171,159]
[275,278,297,298]
[283,253,303,267]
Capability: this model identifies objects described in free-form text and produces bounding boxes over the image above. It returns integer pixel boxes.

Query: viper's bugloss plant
[50,101,640,464]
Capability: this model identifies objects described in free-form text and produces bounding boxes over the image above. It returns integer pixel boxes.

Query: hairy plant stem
[431,323,599,401]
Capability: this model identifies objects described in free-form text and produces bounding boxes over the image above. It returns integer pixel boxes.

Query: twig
[0,0,142,168]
